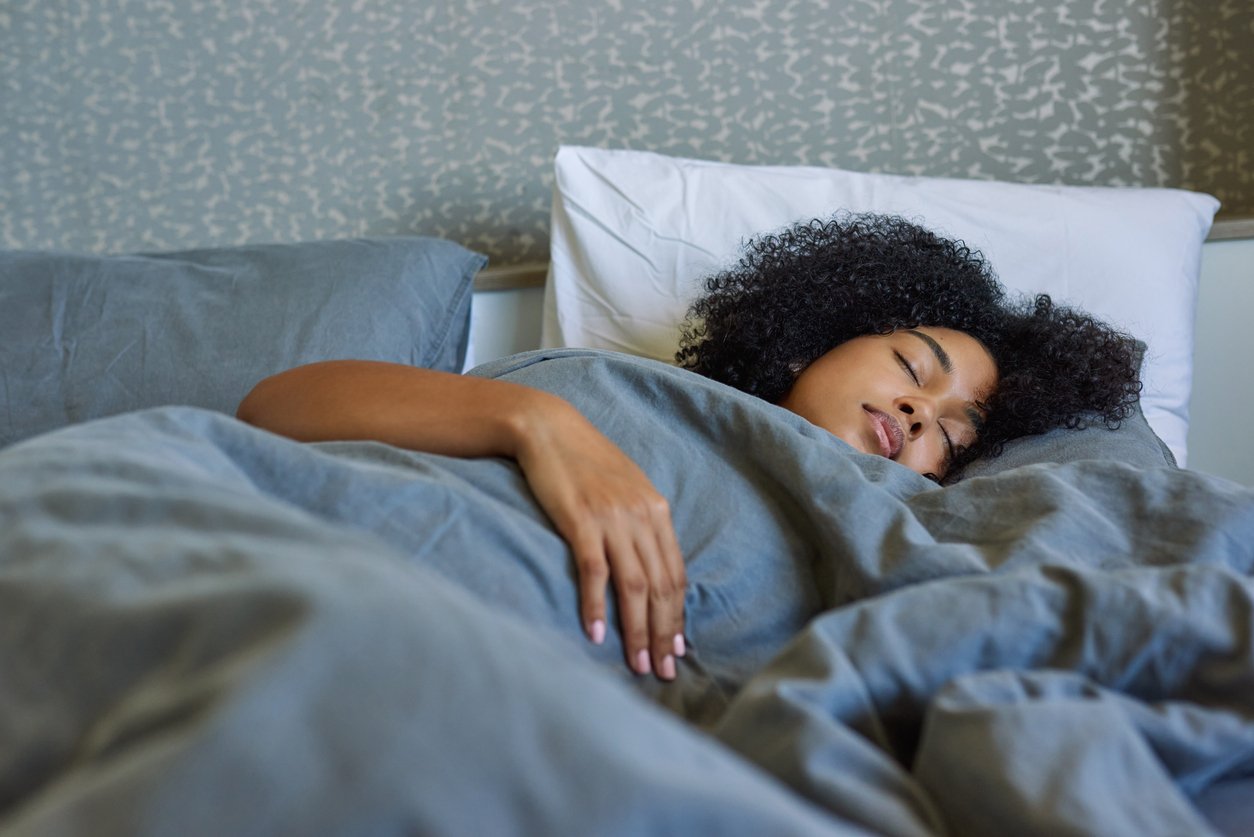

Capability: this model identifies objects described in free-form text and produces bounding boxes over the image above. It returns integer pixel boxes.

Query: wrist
[501,388,580,462]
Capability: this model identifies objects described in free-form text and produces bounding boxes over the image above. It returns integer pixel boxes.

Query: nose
[895,397,936,439]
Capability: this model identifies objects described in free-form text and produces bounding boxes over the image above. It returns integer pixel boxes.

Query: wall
[5,0,1251,484]
[2,0,1251,264]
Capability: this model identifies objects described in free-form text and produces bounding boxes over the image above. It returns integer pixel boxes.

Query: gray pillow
[0,236,485,448]
[958,400,1176,480]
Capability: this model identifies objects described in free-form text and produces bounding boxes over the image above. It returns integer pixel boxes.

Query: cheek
[902,438,946,476]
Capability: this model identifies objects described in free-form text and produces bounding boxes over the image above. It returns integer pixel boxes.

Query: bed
[2,149,1252,836]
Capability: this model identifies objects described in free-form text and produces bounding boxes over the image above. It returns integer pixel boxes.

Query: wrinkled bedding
[2,349,1252,836]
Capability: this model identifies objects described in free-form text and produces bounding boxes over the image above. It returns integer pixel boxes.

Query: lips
[864,407,904,459]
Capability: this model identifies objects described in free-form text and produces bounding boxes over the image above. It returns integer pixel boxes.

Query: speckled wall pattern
[1,0,1249,264]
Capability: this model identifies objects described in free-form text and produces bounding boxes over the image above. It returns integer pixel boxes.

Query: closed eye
[894,351,919,385]
[940,423,955,464]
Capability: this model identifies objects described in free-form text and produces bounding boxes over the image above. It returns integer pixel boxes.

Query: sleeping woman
[236,212,1141,684]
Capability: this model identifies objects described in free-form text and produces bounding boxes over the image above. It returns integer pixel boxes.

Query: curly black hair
[675,213,1142,477]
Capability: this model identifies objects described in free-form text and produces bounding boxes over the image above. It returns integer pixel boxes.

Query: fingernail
[589,619,605,645]
[660,655,676,680]
[673,634,686,657]
[635,649,651,675]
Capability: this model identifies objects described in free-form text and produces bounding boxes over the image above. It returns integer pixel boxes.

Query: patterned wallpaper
[1,0,1249,264]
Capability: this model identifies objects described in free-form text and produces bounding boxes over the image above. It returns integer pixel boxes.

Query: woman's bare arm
[237,361,686,681]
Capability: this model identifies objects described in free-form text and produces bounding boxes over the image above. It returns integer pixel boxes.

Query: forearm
[238,358,687,681]
[236,360,569,459]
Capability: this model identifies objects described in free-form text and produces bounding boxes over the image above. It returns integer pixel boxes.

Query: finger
[631,524,681,682]
[651,501,687,659]
[604,526,653,676]
[568,526,610,646]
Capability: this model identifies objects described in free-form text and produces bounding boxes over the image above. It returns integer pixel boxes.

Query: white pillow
[542,146,1218,465]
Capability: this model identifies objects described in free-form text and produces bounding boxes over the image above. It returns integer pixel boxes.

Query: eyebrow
[905,330,952,374]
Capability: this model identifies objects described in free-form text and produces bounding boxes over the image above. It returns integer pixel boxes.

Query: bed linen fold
[1,349,1251,835]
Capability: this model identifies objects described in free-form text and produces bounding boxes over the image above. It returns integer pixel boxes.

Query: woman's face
[778,327,998,479]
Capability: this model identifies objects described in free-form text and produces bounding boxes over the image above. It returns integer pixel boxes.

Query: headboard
[474,209,1252,292]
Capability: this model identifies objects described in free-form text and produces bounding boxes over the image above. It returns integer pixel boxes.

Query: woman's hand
[237,360,686,680]
[513,401,687,681]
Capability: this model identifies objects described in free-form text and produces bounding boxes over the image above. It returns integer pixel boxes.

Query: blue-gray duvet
[2,349,1253,836]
